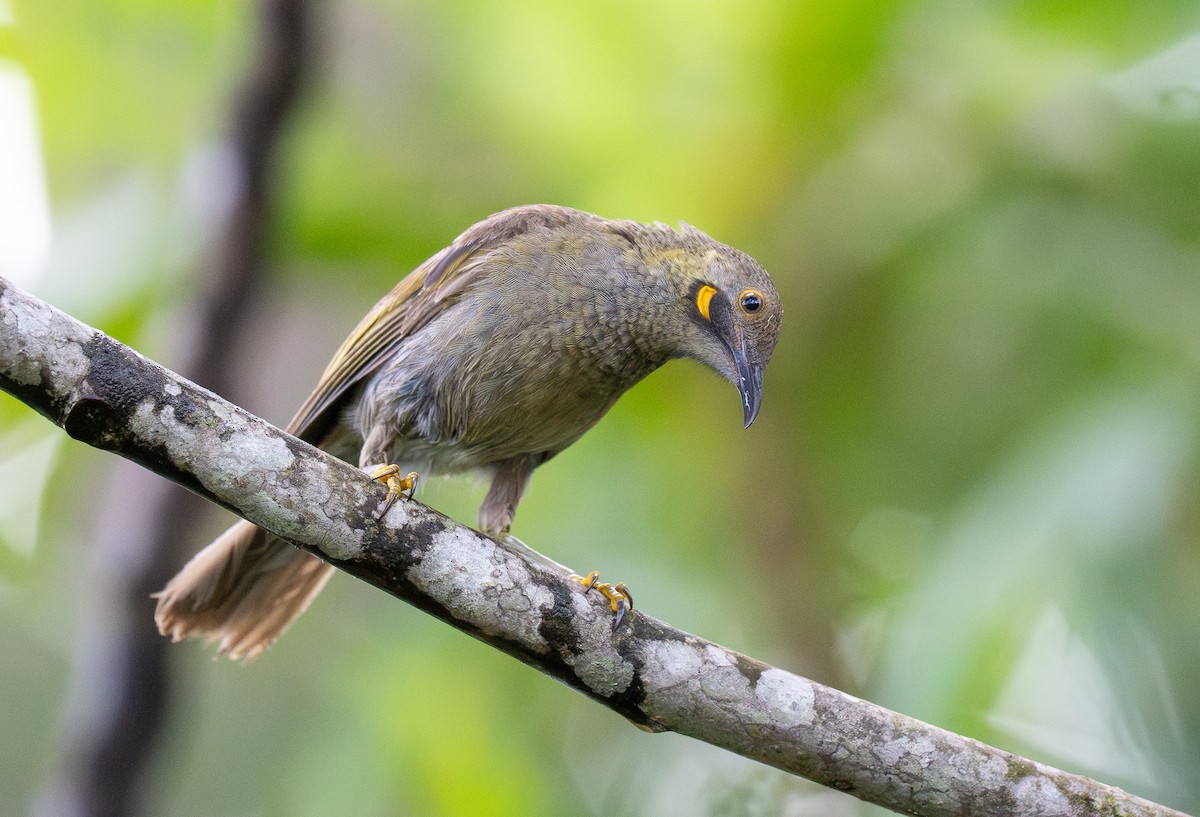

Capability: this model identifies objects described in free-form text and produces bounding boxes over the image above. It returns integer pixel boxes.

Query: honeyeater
[155,204,782,659]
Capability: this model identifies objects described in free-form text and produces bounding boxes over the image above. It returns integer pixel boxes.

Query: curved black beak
[731,333,764,428]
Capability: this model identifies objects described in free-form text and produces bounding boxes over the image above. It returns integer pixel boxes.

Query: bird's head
[652,228,782,427]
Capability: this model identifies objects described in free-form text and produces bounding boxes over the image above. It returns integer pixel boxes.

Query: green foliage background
[2,1,1199,814]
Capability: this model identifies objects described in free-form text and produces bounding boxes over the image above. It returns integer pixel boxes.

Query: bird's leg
[480,457,535,535]
[371,464,418,516]
[571,571,634,629]
[358,427,416,517]
[482,458,632,627]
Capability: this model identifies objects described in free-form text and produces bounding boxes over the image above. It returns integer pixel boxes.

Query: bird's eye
[739,289,764,314]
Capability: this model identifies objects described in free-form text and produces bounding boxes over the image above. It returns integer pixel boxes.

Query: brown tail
[154,519,334,661]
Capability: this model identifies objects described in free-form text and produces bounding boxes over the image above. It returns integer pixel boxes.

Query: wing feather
[286,240,483,441]
[285,204,594,444]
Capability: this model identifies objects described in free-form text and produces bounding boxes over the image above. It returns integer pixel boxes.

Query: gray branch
[0,275,1189,817]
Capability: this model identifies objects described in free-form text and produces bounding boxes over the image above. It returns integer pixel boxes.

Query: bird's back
[353,220,679,473]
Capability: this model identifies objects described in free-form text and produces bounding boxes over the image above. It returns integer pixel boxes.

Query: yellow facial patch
[696,285,718,321]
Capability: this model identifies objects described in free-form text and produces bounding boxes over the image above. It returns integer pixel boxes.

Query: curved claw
[371,465,419,517]
[570,572,634,629]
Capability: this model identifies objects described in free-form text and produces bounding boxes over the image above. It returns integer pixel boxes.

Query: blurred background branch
[27,2,311,816]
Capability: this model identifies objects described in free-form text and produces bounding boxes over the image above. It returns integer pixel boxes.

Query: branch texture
[0,276,1189,817]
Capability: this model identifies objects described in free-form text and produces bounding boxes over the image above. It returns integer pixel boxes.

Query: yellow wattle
[696,285,718,321]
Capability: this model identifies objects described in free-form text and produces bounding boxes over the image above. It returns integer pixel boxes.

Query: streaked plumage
[155,204,781,659]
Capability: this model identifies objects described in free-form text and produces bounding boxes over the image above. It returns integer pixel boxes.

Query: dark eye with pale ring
[740,290,764,314]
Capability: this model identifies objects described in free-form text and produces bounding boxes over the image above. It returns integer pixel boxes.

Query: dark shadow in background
[34,2,312,815]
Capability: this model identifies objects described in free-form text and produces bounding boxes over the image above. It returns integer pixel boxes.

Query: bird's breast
[363,301,666,471]
[358,241,681,471]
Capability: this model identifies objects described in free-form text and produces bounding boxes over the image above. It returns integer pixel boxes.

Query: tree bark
[0,276,1190,817]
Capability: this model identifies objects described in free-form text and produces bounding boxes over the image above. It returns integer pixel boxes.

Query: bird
[154,204,782,660]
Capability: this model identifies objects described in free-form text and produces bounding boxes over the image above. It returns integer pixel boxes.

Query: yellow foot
[371,465,419,516]
[572,570,634,630]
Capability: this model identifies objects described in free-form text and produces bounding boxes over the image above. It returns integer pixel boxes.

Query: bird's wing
[285,205,592,443]
[284,236,490,442]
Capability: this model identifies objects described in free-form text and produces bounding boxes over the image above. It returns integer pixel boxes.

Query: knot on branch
[64,379,118,445]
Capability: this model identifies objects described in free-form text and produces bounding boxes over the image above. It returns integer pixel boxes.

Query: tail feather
[154,519,334,661]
